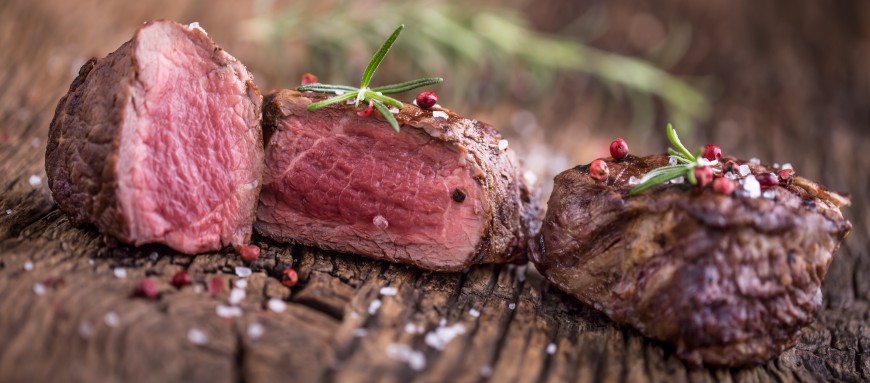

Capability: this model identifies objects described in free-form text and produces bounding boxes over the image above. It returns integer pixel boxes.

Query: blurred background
[3,0,868,233]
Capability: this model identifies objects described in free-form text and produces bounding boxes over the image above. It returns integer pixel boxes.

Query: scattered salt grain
[738,164,751,177]
[498,139,509,151]
[229,288,246,305]
[379,286,398,296]
[468,308,480,318]
[88,259,95,266]
[234,266,252,278]
[234,279,248,289]
[516,265,527,283]
[23,261,34,271]
[113,267,127,279]
[743,175,761,198]
[628,176,641,186]
[216,304,243,318]
[773,163,780,169]
[439,318,447,327]
[668,156,678,166]
[188,328,208,345]
[749,158,761,165]
[33,283,46,295]
[424,323,466,350]
[5,209,11,215]
[368,299,382,315]
[508,303,516,310]
[670,176,684,184]
[349,311,360,320]
[782,163,793,170]
[547,343,557,354]
[432,111,448,120]
[373,215,389,230]
[248,323,264,341]
[334,90,345,95]
[763,189,776,200]
[404,323,424,334]
[187,22,207,35]
[725,172,738,180]
[149,252,159,262]
[267,298,286,313]
[386,343,426,371]
[28,175,42,187]
[480,365,493,377]
[523,170,538,185]
[388,107,400,114]
[104,312,120,327]
[78,320,94,339]
[353,328,368,337]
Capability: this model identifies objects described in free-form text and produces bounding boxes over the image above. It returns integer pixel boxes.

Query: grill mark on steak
[534,154,851,366]
[46,20,264,254]
[256,90,541,271]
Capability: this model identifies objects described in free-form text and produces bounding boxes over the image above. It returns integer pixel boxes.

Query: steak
[256,90,540,271]
[533,154,851,366]
[46,20,264,254]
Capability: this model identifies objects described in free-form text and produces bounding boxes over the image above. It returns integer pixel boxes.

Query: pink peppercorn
[694,166,713,187]
[238,245,260,263]
[300,73,318,85]
[282,268,299,288]
[778,169,795,184]
[134,278,159,299]
[756,173,779,190]
[171,271,192,288]
[357,100,374,117]
[589,160,609,182]
[713,177,735,195]
[416,91,437,109]
[702,144,722,161]
[609,138,629,160]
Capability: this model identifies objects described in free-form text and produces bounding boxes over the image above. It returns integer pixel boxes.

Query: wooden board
[1,0,868,382]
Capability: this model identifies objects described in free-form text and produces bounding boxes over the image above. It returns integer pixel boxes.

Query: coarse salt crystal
[33,283,46,295]
[104,312,120,327]
[23,261,34,271]
[547,343,557,354]
[386,343,426,371]
[5,209,11,215]
[229,288,246,305]
[216,304,242,318]
[763,189,776,199]
[234,266,252,278]
[468,308,480,318]
[628,176,641,185]
[267,298,286,313]
[187,22,207,35]
[248,323,264,341]
[373,215,389,230]
[668,156,678,165]
[773,163,780,169]
[188,328,208,345]
[749,158,761,165]
[28,175,41,187]
[389,107,400,114]
[379,286,398,296]
[508,303,516,310]
[368,299,382,315]
[113,267,127,279]
[235,279,248,289]
[149,252,159,261]
[432,111,448,120]
[424,323,466,350]
[670,176,684,184]
[782,163,793,170]
[353,328,368,337]
[743,175,761,198]
[498,140,509,151]
[738,164,751,177]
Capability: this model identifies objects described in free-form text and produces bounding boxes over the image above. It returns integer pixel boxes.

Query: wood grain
[1,0,868,382]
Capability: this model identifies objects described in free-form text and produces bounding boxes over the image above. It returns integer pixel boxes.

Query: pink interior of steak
[116,22,260,253]
[257,114,485,269]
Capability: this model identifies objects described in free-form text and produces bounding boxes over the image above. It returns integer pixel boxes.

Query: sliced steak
[533,154,851,366]
[46,20,263,254]
[256,90,540,271]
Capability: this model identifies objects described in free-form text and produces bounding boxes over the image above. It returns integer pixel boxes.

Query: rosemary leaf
[666,123,695,161]
[371,77,444,94]
[365,90,403,108]
[667,148,693,163]
[637,165,688,184]
[372,100,400,132]
[629,168,688,196]
[686,168,697,185]
[306,92,357,110]
[297,84,359,93]
[361,24,404,89]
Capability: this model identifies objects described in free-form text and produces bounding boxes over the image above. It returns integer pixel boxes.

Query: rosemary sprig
[297,24,443,132]
[629,124,719,196]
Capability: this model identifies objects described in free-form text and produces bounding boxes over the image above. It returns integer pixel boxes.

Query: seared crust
[260,89,541,269]
[534,154,851,366]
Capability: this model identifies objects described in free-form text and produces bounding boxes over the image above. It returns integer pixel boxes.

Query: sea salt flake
[432,111,448,120]
[216,304,242,318]
[547,343,557,354]
[763,189,776,199]
[668,156,678,165]
[368,299,382,315]
[379,286,398,296]
[498,139,509,151]
[782,163,793,170]
[33,283,46,295]
[5,209,11,215]
[773,163,780,169]
[738,164,751,177]
[23,261,34,271]
[267,298,286,313]
[386,343,426,371]
[104,312,120,327]
[187,22,207,35]
[670,176,684,184]
[113,267,127,279]
[188,328,208,345]
[508,303,516,310]
[424,323,466,350]
[749,157,761,165]
[229,288,246,305]
[28,175,42,187]
[373,215,389,230]
[248,323,264,341]
[743,176,761,198]
[353,328,368,337]
[628,176,641,185]
[468,308,480,318]
[388,106,400,114]
[234,266,252,278]
[234,279,248,289]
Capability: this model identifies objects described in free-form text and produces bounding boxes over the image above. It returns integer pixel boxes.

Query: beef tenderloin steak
[46,20,263,254]
[256,90,540,271]
[533,154,851,366]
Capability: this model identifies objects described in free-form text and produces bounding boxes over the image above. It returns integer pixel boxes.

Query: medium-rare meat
[46,20,263,254]
[256,89,540,271]
[533,154,851,366]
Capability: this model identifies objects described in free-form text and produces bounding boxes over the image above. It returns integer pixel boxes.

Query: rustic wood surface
[1,1,869,382]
